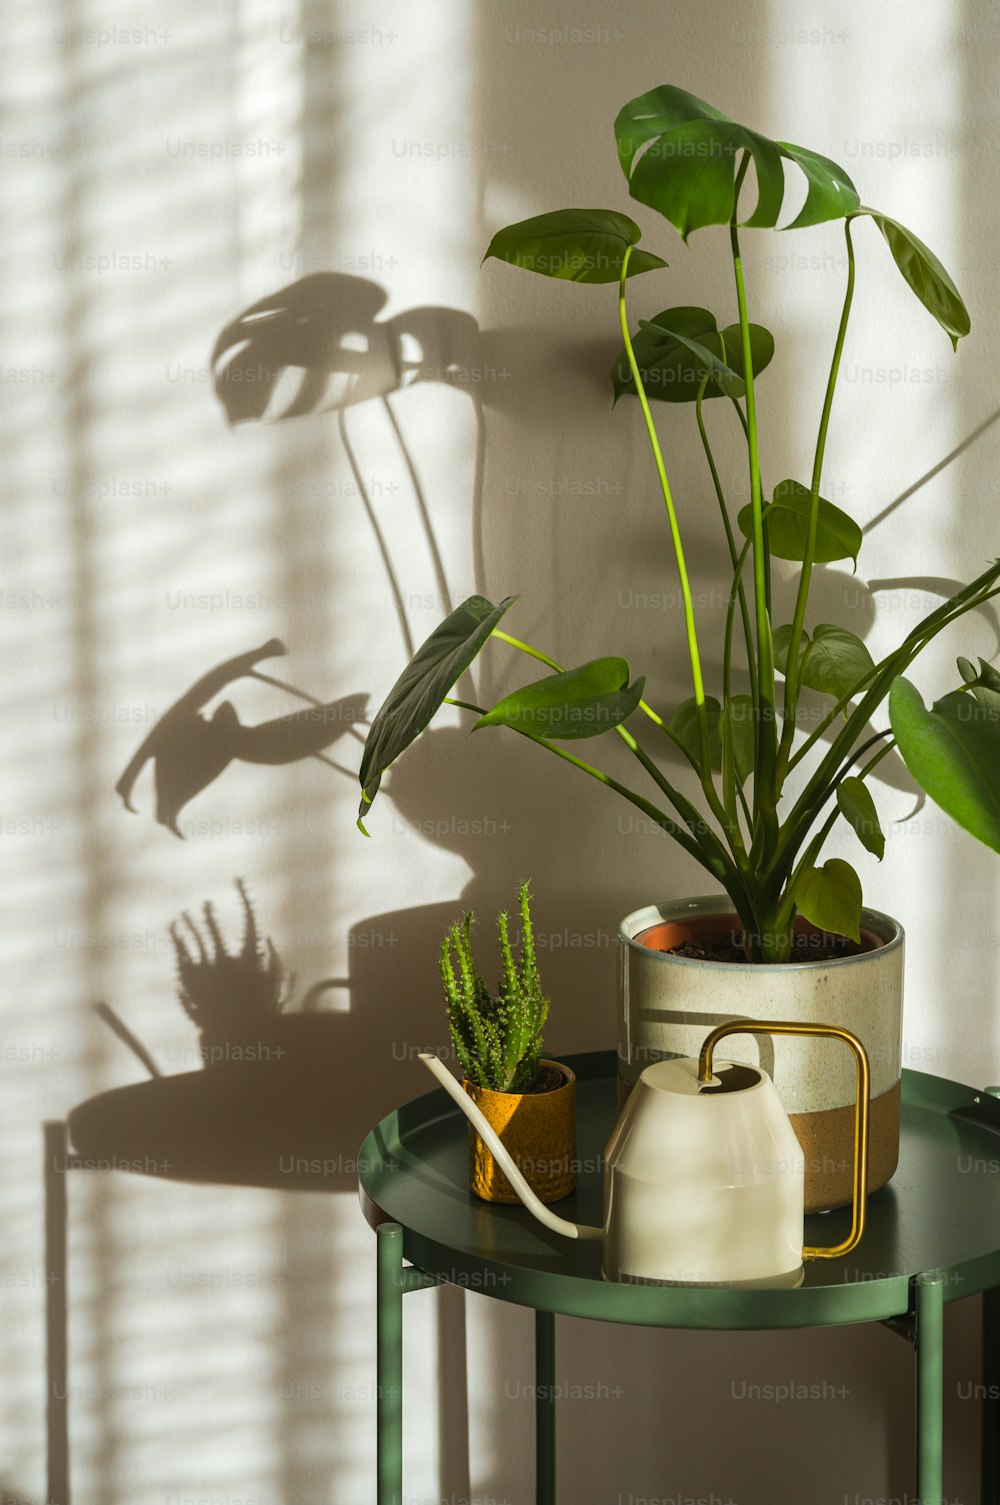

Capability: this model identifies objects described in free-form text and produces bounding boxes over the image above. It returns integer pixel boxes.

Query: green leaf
[977,658,1000,691]
[889,677,1000,852]
[794,859,863,943]
[774,624,874,700]
[855,210,970,349]
[611,306,774,405]
[777,141,862,230]
[725,695,757,785]
[668,694,755,784]
[799,625,875,700]
[475,657,646,741]
[358,594,516,831]
[737,479,862,566]
[955,657,1000,717]
[668,695,721,771]
[483,209,667,284]
[836,776,885,860]
[614,85,859,239]
[636,320,747,399]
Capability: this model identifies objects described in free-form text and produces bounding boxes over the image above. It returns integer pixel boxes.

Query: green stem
[626,723,751,878]
[832,729,894,783]
[448,693,701,853]
[787,566,1000,775]
[693,371,755,854]
[479,635,737,868]
[764,588,1000,890]
[618,245,724,831]
[776,219,856,786]
[445,697,487,714]
[729,172,776,853]
[778,732,898,930]
[490,630,561,671]
[525,733,742,897]
[695,371,757,704]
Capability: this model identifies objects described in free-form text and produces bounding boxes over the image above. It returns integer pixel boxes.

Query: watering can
[420,1020,870,1286]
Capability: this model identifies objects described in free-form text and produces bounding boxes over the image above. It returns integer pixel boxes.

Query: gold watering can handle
[697,1019,871,1261]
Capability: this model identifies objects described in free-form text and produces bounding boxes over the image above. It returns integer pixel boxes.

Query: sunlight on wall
[4,1,998,1503]
[3,0,488,1500]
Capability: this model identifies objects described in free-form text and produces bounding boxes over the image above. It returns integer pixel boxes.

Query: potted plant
[439,881,575,1203]
[356,86,1000,1210]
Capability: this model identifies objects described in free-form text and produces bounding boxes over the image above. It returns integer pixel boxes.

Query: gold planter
[463,1059,576,1203]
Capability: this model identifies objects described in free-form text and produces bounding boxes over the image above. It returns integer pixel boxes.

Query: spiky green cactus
[170,879,294,1042]
[440,881,549,1092]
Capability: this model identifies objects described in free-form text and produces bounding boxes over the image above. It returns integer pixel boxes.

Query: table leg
[984,1287,1000,1504]
[45,1122,70,1505]
[915,1270,945,1505]
[535,1309,555,1505]
[377,1223,404,1505]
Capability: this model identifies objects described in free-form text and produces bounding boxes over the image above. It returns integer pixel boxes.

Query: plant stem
[695,372,757,704]
[490,630,561,671]
[776,219,857,785]
[479,634,743,870]
[448,692,696,852]
[831,729,895,783]
[776,731,899,936]
[520,729,746,901]
[787,566,1000,775]
[729,163,776,854]
[448,677,745,885]
[625,724,751,876]
[763,587,1000,890]
[617,245,724,830]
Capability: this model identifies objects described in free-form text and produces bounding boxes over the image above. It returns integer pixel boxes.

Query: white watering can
[421,1020,870,1286]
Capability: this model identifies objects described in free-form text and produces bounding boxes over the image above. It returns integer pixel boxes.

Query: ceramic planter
[618,897,904,1213]
[463,1059,576,1204]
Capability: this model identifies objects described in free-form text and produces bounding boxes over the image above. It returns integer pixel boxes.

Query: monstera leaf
[611,306,774,404]
[614,85,860,238]
[612,86,969,346]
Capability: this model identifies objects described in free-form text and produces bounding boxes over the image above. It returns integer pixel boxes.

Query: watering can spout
[418,1054,603,1241]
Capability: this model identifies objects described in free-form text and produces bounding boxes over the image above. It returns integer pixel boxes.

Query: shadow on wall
[82,250,1000,1505]
[115,638,368,836]
[210,273,544,649]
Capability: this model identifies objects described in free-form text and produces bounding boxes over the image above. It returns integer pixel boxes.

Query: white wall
[3,0,999,1500]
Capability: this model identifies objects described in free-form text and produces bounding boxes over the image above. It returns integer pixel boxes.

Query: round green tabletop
[358,1050,1000,1330]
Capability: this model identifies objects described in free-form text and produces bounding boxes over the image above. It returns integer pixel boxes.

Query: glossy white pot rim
[619,895,904,972]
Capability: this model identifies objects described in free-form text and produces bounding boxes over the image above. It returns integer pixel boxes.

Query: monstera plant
[357,85,997,966]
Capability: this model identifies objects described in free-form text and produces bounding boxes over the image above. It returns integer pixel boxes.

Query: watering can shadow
[421,1020,870,1288]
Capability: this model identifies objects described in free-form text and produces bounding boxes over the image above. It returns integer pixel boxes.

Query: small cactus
[170,879,294,1042]
[440,881,549,1092]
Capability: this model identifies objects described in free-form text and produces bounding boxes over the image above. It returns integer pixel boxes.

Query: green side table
[358,1050,1000,1505]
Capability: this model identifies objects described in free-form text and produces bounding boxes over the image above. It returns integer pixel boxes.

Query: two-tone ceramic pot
[618,896,904,1213]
